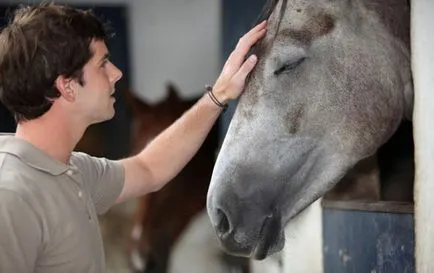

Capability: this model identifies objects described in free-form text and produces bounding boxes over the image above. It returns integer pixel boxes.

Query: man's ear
[55,75,75,102]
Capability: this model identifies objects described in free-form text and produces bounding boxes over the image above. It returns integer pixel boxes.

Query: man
[0,3,266,273]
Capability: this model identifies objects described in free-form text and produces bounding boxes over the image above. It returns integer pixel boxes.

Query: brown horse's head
[126,83,219,272]
[207,0,412,259]
[126,83,195,155]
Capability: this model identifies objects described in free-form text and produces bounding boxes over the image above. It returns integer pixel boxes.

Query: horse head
[207,0,412,259]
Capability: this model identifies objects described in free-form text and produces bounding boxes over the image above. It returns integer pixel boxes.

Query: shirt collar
[0,133,69,176]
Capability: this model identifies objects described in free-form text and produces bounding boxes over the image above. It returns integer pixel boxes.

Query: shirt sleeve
[71,152,125,215]
[0,189,42,273]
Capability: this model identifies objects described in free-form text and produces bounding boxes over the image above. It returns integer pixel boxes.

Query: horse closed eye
[274,57,306,76]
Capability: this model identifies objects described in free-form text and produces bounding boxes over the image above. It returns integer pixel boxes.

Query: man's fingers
[221,21,266,77]
[242,20,267,41]
[233,29,265,64]
[233,55,258,83]
[231,21,266,62]
[226,29,265,74]
[214,54,259,101]
[236,25,266,51]
[245,28,267,49]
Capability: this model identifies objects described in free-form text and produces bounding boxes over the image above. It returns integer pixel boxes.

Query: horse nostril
[216,208,231,236]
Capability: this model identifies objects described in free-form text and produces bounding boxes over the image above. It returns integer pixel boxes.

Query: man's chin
[104,112,115,122]
[91,111,115,124]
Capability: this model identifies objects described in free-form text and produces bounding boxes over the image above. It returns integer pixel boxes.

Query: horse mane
[256,0,288,23]
[247,0,288,82]
[252,0,288,52]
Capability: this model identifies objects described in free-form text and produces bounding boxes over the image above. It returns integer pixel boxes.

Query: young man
[0,3,266,273]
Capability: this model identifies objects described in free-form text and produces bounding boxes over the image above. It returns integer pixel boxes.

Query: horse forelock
[257,0,289,25]
[251,0,288,55]
[245,0,289,96]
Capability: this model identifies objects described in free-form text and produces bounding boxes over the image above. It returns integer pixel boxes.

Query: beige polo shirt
[0,134,125,273]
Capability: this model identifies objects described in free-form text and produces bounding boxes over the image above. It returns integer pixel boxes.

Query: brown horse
[125,84,220,273]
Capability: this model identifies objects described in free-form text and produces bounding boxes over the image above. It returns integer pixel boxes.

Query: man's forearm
[119,21,266,200]
[136,93,222,190]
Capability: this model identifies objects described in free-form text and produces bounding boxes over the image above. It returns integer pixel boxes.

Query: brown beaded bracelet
[205,85,228,112]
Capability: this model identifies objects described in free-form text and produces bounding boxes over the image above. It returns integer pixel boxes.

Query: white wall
[0,0,221,102]
[129,0,221,102]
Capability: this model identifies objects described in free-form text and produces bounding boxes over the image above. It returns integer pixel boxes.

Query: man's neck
[15,110,86,164]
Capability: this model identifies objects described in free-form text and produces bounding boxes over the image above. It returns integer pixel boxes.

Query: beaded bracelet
[205,85,228,112]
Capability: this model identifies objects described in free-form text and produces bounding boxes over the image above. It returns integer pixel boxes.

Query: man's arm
[116,20,267,202]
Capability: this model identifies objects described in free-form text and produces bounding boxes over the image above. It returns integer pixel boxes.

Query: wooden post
[412,0,434,272]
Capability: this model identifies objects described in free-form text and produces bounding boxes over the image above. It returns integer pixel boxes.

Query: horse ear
[123,87,150,115]
[166,82,180,101]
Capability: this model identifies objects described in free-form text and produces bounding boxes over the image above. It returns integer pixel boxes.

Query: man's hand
[212,20,267,104]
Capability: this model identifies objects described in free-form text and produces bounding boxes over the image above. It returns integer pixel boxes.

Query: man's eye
[274,57,306,76]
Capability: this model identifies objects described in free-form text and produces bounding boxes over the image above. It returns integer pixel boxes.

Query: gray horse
[207,0,412,260]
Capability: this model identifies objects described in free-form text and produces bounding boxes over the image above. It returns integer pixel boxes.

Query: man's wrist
[212,87,230,105]
[205,85,228,112]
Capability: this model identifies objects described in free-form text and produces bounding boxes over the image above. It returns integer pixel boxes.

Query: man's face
[73,39,123,124]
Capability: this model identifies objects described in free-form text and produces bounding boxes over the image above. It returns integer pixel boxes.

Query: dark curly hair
[0,2,112,122]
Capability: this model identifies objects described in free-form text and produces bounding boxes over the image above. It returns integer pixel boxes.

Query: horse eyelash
[274,57,306,76]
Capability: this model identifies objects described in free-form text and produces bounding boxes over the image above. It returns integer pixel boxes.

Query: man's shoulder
[0,172,32,207]
[70,151,98,174]
[0,152,27,181]
[71,151,103,165]
[0,153,38,199]
[70,151,123,175]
